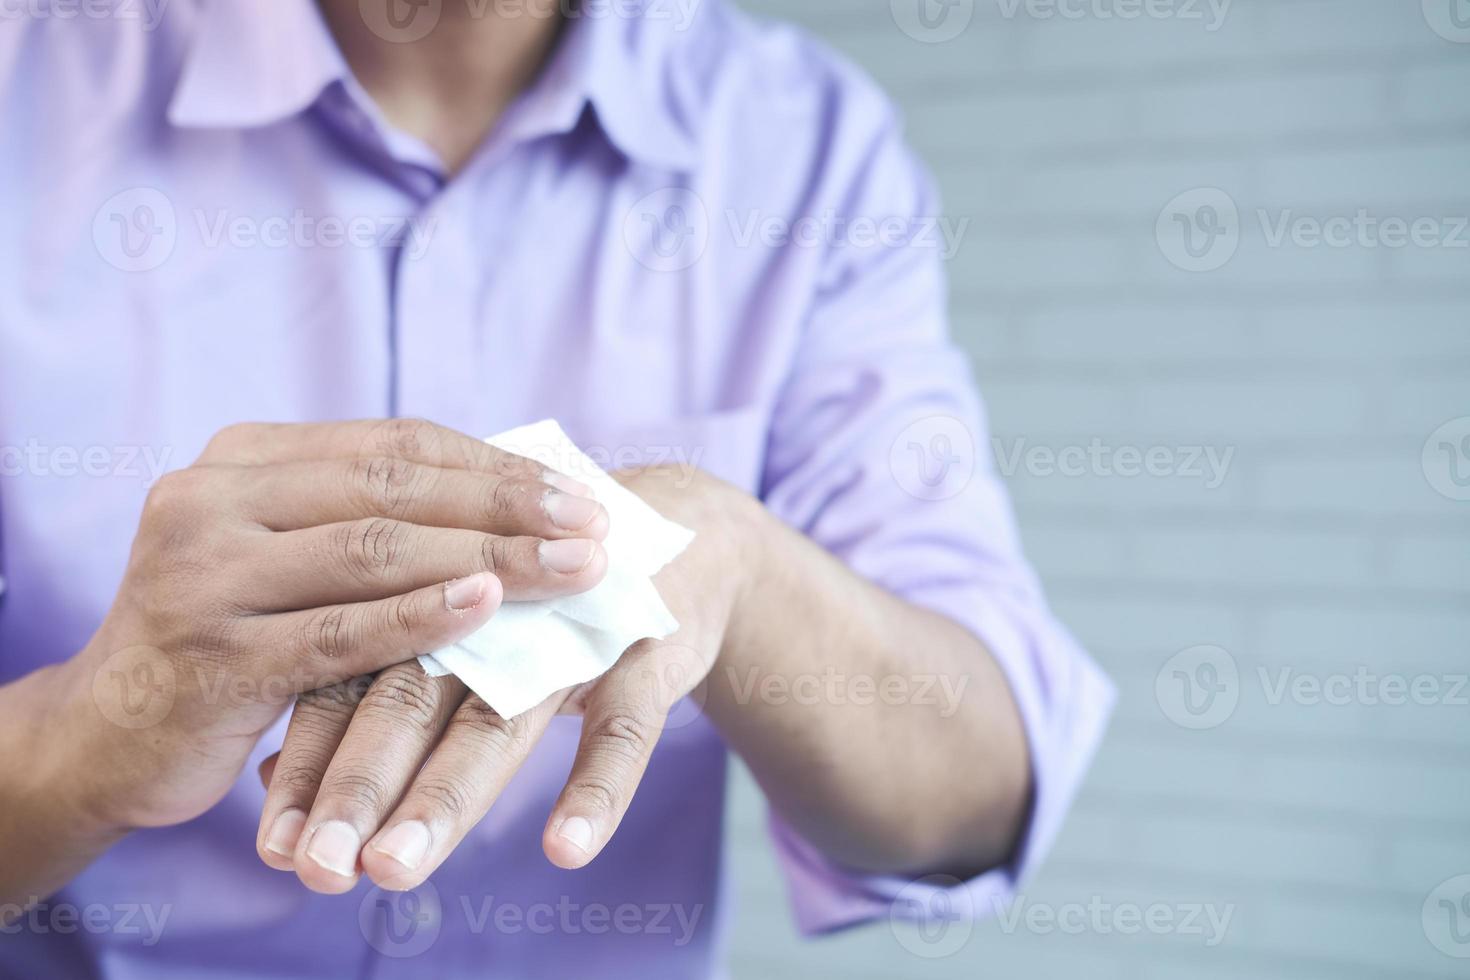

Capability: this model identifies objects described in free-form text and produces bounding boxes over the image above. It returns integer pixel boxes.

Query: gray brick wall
[724,1,1470,976]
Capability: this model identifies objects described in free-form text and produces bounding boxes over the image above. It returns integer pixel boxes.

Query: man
[0,0,1114,976]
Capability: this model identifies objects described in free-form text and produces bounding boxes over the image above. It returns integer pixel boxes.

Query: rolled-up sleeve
[756,101,1115,936]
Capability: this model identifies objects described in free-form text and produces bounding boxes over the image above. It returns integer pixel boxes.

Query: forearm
[0,660,128,918]
[705,506,1032,877]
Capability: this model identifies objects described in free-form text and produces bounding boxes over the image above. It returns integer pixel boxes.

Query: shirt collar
[167,0,701,171]
[555,3,702,171]
[167,0,349,129]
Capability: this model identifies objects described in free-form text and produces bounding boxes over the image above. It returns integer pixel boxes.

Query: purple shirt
[0,1,1114,976]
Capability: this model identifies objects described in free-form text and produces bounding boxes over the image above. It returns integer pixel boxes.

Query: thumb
[257,751,280,789]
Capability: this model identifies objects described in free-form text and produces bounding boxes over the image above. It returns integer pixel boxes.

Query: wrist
[35,653,143,839]
[711,481,777,669]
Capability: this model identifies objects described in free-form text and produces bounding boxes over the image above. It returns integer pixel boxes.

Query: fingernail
[543,491,601,531]
[444,573,488,611]
[264,809,306,858]
[539,538,596,574]
[373,821,432,871]
[544,470,593,497]
[557,815,595,854]
[306,820,361,877]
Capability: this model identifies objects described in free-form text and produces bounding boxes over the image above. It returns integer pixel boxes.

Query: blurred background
[722,0,1470,976]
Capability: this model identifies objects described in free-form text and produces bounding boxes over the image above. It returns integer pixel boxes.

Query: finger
[542,648,673,869]
[289,666,467,894]
[258,752,279,789]
[231,458,609,540]
[255,676,373,871]
[245,571,502,692]
[360,693,562,891]
[242,519,607,610]
[199,417,592,495]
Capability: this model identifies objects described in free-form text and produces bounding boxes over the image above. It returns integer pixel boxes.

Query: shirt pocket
[561,404,769,495]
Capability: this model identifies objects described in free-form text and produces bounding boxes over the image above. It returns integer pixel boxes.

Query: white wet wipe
[419,420,694,718]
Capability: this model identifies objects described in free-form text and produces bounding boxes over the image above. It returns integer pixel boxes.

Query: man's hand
[51,419,612,840]
[253,465,760,892]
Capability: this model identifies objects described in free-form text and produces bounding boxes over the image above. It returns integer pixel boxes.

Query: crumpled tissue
[419,420,693,718]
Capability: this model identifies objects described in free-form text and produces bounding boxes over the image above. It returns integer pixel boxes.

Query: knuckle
[142,468,204,522]
[299,675,374,712]
[269,764,327,797]
[341,518,406,580]
[182,614,242,657]
[300,606,351,662]
[569,774,622,816]
[454,699,532,758]
[587,710,656,762]
[374,418,441,464]
[351,455,423,515]
[382,592,420,638]
[359,670,441,729]
[489,449,538,481]
[478,535,518,576]
[483,478,533,523]
[413,773,476,821]
[325,764,393,813]
[204,422,262,458]
[296,679,367,718]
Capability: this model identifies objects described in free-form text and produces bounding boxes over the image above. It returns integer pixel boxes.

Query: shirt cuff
[766,586,1116,936]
